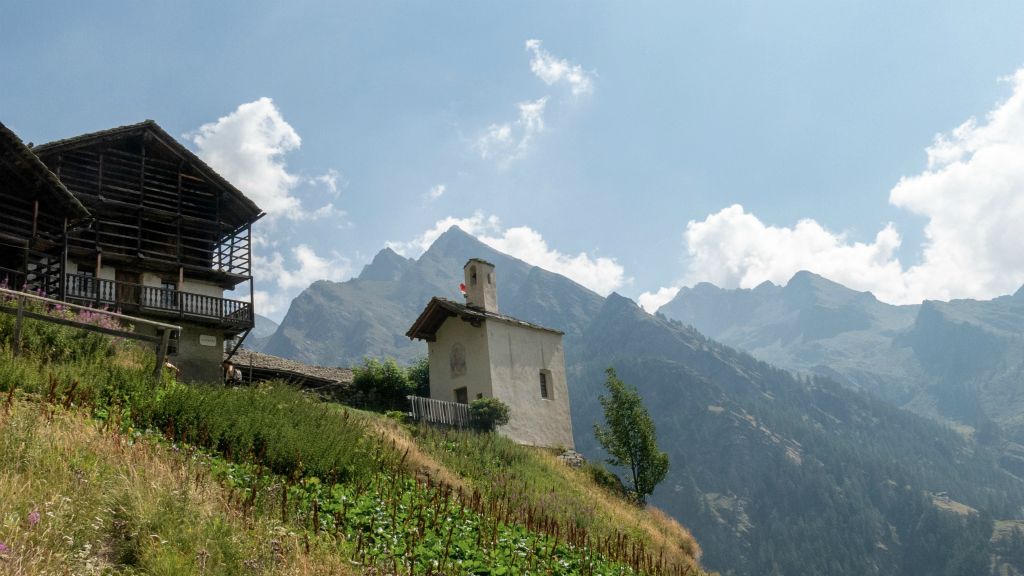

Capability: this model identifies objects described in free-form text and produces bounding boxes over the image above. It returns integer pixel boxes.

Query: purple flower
[28,508,40,527]
[0,541,8,553]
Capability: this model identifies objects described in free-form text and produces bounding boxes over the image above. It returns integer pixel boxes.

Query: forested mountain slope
[262,227,1024,576]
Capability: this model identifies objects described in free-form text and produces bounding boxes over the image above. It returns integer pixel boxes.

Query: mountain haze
[261,227,1024,576]
[657,273,1024,443]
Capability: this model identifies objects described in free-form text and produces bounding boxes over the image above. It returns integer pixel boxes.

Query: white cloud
[250,244,353,318]
[888,68,1024,302]
[644,67,1024,307]
[312,169,343,197]
[638,286,681,313]
[478,226,627,296]
[387,212,501,257]
[477,97,548,167]
[677,204,906,299]
[189,97,337,220]
[525,39,594,97]
[426,184,446,201]
[389,213,628,296]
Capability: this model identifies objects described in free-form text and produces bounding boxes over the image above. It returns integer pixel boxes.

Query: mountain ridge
[656,272,1024,440]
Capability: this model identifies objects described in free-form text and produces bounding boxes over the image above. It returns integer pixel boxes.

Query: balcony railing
[64,273,252,329]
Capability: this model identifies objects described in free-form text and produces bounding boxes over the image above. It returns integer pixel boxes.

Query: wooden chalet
[0,121,90,292]
[29,120,265,381]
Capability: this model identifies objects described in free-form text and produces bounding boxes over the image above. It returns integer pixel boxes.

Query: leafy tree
[470,397,511,432]
[353,357,413,411]
[593,367,668,504]
[407,356,430,397]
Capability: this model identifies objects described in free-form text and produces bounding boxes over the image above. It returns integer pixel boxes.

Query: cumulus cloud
[525,39,594,96]
[888,68,1024,301]
[643,68,1024,308]
[477,97,548,167]
[478,226,627,296]
[251,244,353,318]
[638,286,681,313]
[189,97,337,220]
[389,213,628,296]
[387,212,501,257]
[677,204,905,297]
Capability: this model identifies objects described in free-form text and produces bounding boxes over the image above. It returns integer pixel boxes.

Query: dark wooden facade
[32,121,265,335]
[0,121,89,291]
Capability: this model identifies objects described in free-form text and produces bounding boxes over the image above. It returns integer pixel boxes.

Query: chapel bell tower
[464,258,498,312]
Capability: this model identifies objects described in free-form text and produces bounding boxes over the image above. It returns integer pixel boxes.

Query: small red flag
[459,283,467,296]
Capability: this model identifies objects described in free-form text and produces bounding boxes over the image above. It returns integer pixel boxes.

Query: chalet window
[539,370,551,399]
[455,387,468,405]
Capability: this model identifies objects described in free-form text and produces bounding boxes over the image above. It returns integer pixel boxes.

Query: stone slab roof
[229,348,353,387]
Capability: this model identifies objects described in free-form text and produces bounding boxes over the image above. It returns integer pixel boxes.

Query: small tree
[470,397,511,432]
[352,357,414,411]
[593,367,669,504]
[407,356,430,397]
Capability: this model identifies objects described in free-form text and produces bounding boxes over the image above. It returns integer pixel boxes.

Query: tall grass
[412,425,703,571]
[151,383,384,484]
[0,401,355,575]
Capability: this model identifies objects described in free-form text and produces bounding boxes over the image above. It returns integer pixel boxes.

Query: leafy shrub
[584,461,627,496]
[470,397,510,431]
[352,357,414,411]
[406,356,430,397]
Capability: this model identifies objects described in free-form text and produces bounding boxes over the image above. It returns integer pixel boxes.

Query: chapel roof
[406,296,563,342]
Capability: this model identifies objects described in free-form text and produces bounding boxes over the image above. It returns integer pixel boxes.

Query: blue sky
[4,2,1024,320]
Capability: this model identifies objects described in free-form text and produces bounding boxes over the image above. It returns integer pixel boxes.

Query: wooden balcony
[64,273,253,331]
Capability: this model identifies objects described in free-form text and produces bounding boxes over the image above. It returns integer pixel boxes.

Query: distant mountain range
[260,226,1024,576]
[657,272,1024,444]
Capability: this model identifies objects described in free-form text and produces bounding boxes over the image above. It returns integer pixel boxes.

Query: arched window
[470,265,478,285]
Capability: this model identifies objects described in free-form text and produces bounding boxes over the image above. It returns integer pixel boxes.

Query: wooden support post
[32,201,39,239]
[60,217,70,301]
[94,252,102,306]
[12,295,25,357]
[154,328,171,381]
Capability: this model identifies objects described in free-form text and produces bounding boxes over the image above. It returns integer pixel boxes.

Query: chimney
[463,258,497,312]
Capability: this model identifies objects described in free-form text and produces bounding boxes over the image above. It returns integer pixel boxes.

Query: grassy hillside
[0,308,706,575]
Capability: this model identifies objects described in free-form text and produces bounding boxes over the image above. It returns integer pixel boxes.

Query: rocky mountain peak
[358,247,413,281]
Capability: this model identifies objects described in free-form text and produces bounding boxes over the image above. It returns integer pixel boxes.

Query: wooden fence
[0,286,180,380]
[407,395,472,428]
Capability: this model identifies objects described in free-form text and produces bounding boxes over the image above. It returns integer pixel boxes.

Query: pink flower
[28,508,40,527]
[0,541,8,553]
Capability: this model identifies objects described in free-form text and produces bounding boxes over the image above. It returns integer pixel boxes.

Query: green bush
[407,356,430,397]
[352,357,414,411]
[584,461,627,496]
[470,397,511,431]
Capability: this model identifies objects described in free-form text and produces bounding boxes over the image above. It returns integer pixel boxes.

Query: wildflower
[28,508,40,527]
[0,541,8,553]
